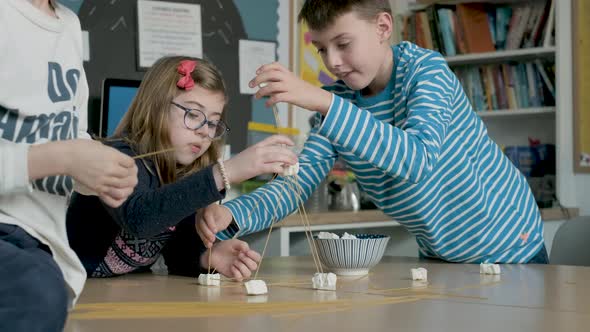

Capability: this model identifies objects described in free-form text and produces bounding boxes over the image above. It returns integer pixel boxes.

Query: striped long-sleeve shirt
[219,42,544,263]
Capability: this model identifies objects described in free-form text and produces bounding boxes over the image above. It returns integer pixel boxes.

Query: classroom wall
[62,0,286,154]
[555,0,590,216]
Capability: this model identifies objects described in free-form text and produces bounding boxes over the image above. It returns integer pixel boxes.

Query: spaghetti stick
[132,146,178,159]
[291,179,324,273]
[281,176,322,273]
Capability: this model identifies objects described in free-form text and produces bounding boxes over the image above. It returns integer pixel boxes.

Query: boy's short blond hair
[298,0,392,31]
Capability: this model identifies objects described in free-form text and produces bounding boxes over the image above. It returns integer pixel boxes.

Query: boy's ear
[375,12,393,43]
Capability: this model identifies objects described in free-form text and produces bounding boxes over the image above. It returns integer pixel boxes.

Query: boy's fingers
[231,266,243,281]
[238,254,258,271]
[249,72,273,88]
[266,92,290,108]
[99,194,124,208]
[234,262,252,279]
[118,156,136,168]
[232,240,250,253]
[245,249,262,263]
[103,187,131,201]
[255,62,282,75]
[108,175,138,189]
[104,147,135,168]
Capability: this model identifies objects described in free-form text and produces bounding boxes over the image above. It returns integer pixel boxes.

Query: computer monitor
[99,78,141,137]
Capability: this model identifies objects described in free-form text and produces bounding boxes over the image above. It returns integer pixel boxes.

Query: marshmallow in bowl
[197,273,220,286]
[282,162,300,176]
[244,279,268,295]
[312,272,337,290]
[317,231,340,239]
[411,268,428,281]
[340,232,357,239]
[480,263,501,275]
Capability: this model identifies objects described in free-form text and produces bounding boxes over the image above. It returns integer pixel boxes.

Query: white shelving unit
[475,107,555,118]
[446,47,556,66]
[408,0,533,11]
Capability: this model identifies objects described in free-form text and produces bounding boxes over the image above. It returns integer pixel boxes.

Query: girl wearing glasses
[66,56,298,280]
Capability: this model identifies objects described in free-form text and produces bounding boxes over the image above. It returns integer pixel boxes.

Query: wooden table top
[65,256,590,332]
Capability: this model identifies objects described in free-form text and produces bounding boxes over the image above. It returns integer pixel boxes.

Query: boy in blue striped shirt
[197,0,547,264]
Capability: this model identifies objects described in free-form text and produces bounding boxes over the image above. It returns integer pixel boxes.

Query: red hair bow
[177,60,196,90]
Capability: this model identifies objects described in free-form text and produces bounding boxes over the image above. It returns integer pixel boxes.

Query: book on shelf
[453,61,555,112]
[400,0,555,56]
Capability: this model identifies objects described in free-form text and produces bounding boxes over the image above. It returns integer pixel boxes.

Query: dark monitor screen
[100,78,141,137]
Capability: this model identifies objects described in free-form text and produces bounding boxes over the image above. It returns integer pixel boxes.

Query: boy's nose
[326,51,342,70]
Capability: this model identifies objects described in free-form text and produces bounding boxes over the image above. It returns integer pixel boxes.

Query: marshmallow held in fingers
[198,273,221,286]
[244,280,268,295]
[411,268,428,281]
[282,162,300,176]
[258,82,268,88]
[312,272,337,291]
[480,263,501,275]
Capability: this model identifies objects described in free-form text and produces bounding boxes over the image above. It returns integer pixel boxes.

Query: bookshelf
[396,1,556,125]
[396,0,559,209]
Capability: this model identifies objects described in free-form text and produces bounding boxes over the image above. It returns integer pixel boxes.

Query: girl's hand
[200,239,261,281]
[196,204,233,248]
[223,135,298,184]
[249,62,333,115]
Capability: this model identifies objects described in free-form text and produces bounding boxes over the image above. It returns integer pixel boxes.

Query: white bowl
[313,234,390,276]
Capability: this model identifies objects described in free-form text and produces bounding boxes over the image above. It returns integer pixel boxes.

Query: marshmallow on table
[282,162,300,176]
[244,280,268,295]
[312,272,337,291]
[411,268,428,281]
[480,263,501,275]
[317,231,339,239]
[198,273,221,286]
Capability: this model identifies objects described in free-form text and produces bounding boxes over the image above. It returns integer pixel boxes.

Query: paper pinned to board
[239,40,276,94]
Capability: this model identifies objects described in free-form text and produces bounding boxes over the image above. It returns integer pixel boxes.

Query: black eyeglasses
[171,101,230,140]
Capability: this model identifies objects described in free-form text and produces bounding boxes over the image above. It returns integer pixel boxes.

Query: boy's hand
[66,140,138,208]
[196,204,234,248]
[249,62,333,115]
[200,239,261,281]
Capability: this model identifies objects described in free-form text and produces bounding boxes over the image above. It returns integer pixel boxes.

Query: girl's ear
[375,12,393,43]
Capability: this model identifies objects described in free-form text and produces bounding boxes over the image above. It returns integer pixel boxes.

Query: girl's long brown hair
[113,56,228,185]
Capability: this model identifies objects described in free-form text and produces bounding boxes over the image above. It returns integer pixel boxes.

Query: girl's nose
[194,123,209,137]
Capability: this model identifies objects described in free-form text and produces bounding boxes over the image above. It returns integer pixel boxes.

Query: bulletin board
[573,0,590,172]
[294,0,337,87]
